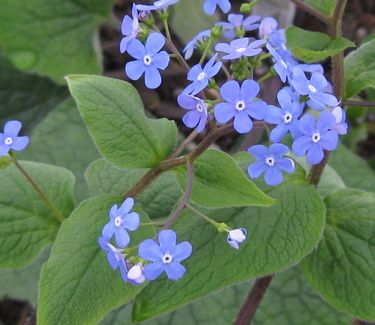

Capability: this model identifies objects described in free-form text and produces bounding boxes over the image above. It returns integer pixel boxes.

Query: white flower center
[114,216,122,227]
[283,113,293,124]
[265,156,275,167]
[308,84,317,93]
[143,55,152,66]
[280,59,288,69]
[196,103,204,112]
[235,100,246,111]
[236,47,247,53]
[162,253,173,264]
[4,137,13,145]
[197,72,206,81]
[312,132,321,143]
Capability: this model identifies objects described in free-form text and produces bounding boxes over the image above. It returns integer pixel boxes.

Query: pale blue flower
[215,38,265,60]
[120,4,139,53]
[0,120,29,157]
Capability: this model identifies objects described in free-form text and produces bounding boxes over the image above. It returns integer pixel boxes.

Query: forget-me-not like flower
[120,4,139,53]
[214,79,267,134]
[0,120,29,157]
[126,32,170,89]
[292,112,339,165]
[203,0,231,15]
[136,0,180,11]
[259,17,278,38]
[248,143,295,186]
[138,229,192,281]
[227,228,247,250]
[183,30,211,60]
[266,43,297,83]
[177,94,208,133]
[102,198,140,248]
[183,54,222,95]
[331,106,348,135]
[217,14,260,39]
[215,38,265,60]
[291,67,339,110]
[265,87,304,142]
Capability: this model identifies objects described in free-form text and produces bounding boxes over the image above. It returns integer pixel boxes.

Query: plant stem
[170,130,199,158]
[343,100,375,108]
[185,204,220,228]
[291,0,330,24]
[9,153,65,224]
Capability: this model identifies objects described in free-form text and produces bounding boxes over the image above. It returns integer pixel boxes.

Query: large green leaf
[344,39,375,98]
[85,159,180,219]
[0,162,74,268]
[175,149,275,208]
[302,189,375,320]
[286,26,354,63]
[0,53,68,130]
[0,0,111,83]
[133,184,325,321]
[38,196,155,325]
[20,99,100,202]
[66,75,177,168]
[304,0,337,17]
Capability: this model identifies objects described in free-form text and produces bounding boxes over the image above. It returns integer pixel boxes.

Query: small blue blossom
[268,29,287,50]
[98,236,129,282]
[183,29,211,60]
[215,38,265,60]
[227,228,247,250]
[102,198,140,248]
[136,0,180,11]
[217,14,260,39]
[265,87,304,142]
[266,43,297,82]
[291,67,339,110]
[183,54,222,95]
[120,4,139,53]
[259,17,278,38]
[177,94,208,133]
[125,32,170,89]
[292,112,339,165]
[203,0,231,15]
[331,106,348,135]
[0,120,29,157]
[138,229,192,281]
[214,79,267,134]
[248,143,295,186]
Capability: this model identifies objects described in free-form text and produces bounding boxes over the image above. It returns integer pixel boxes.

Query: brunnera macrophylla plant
[1,0,375,325]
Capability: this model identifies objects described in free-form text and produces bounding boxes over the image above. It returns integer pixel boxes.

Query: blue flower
[0,120,29,157]
[215,38,265,60]
[183,30,211,60]
[248,143,295,186]
[291,67,339,110]
[136,0,180,11]
[125,32,170,89]
[177,94,208,133]
[217,14,260,39]
[292,112,339,165]
[214,79,267,134]
[203,0,231,15]
[331,106,348,135]
[265,87,304,142]
[102,198,140,248]
[266,43,297,82]
[227,228,247,249]
[120,4,139,53]
[259,17,278,38]
[183,54,222,95]
[98,236,129,282]
[138,229,192,281]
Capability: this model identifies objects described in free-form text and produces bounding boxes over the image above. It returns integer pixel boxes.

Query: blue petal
[203,0,217,15]
[183,110,200,128]
[233,111,253,134]
[214,103,236,124]
[241,79,260,100]
[109,204,118,220]
[310,72,328,90]
[292,136,311,156]
[306,144,324,165]
[317,111,336,132]
[173,241,192,262]
[119,198,134,215]
[248,161,266,179]
[276,158,295,173]
[215,42,232,54]
[177,94,195,110]
[218,0,231,13]
[124,212,140,231]
[298,114,315,135]
[102,222,115,239]
[4,120,22,138]
[319,131,339,151]
[139,239,162,262]
[246,100,267,120]
[121,15,133,36]
[127,39,146,59]
[187,64,203,81]
[269,143,289,157]
[143,262,165,280]
[145,32,165,54]
[120,36,132,54]
[115,228,130,249]
[165,263,186,280]
[11,136,29,151]
[206,61,222,78]
[158,229,177,253]
[152,51,170,70]
[125,60,145,80]
[265,105,283,124]
[277,87,292,108]
[270,124,288,143]
[264,167,284,186]
[248,144,268,159]
[220,80,240,103]
[145,66,162,89]
[196,111,208,133]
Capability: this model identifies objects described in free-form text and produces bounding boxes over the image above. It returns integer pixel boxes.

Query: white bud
[127,264,146,284]
[227,228,247,250]
[259,17,278,38]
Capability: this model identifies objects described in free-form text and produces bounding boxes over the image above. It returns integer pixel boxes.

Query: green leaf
[170,0,216,43]
[0,162,75,268]
[303,0,337,17]
[330,145,375,192]
[174,149,275,208]
[286,26,354,63]
[85,159,180,219]
[20,99,100,202]
[133,184,325,321]
[0,248,49,306]
[0,0,111,83]
[38,196,155,325]
[66,75,177,168]
[0,53,68,131]
[302,189,375,320]
[344,39,375,98]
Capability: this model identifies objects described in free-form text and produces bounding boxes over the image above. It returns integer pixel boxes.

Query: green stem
[199,38,213,65]
[185,204,220,228]
[9,153,65,224]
